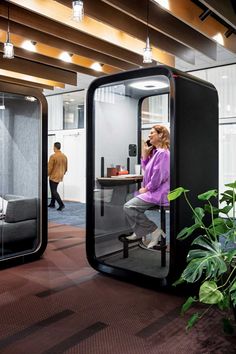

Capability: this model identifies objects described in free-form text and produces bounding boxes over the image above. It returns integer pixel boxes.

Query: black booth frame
[0,82,48,268]
[86,65,218,289]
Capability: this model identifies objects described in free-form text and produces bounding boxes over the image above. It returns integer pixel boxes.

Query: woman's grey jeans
[123,197,158,237]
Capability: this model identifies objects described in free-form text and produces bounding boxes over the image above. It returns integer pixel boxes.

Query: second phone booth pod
[86,65,218,289]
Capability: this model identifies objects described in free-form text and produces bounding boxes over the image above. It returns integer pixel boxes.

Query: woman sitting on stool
[123,124,170,249]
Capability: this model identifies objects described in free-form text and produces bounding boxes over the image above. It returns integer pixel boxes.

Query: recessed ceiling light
[153,0,170,10]
[91,62,103,72]
[222,75,228,79]
[59,52,73,63]
[22,40,37,52]
[212,33,224,45]
[129,80,169,90]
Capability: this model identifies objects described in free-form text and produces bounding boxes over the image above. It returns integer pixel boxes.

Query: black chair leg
[160,207,166,267]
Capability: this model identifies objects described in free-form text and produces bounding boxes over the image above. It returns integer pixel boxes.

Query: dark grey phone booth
[86,65,218,289]
[0,82,48,268]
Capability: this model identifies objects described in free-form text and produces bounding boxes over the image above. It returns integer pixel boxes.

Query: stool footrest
[118,235,142,244]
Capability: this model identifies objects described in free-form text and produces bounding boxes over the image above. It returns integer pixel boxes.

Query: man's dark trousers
[49,180,64,208]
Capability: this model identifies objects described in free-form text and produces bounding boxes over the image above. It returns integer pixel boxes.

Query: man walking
[48,142,68,211]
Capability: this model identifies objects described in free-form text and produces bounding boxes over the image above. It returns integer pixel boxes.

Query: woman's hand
[142,141,153,159]
[139,187,148,194]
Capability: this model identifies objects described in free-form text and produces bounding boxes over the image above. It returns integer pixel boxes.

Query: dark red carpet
[0,223,235,353]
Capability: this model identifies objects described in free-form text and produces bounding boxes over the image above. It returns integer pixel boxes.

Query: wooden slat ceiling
[0,0,235,90]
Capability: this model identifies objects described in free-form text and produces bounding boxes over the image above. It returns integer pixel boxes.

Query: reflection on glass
[93,75,170,279]
[0,92,41,259]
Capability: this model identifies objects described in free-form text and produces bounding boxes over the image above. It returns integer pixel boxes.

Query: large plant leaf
[199,281,223,304]
[218,293,230,310]
[208,218,228,237]
[224,249,236,264]
[181,238,227,282]
[220,205,233,214]
[181,296,197,315]
[229,280,236,306]
[204,204,219,215]
[220,189,235,204]
[168,187,189,201]
[193,207,205,224]
[177,223,201,240]
[225,181,236,189]
[186,313,200,330]
[225,229,236,243]
[198,189,218,201]
[191,236,221,253]
[172,277,185,287]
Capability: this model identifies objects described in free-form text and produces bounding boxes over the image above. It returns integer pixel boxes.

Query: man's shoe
[48,204,55,208]
[57,205,65,211]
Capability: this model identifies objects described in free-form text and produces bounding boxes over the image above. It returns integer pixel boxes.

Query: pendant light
[143,0,152,64]
[3,3,14,59]
[0,94,5,110]
[72,1,84,22]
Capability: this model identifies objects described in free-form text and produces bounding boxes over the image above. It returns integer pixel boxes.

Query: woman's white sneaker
[147,229,166,249]
[126,233,139,240]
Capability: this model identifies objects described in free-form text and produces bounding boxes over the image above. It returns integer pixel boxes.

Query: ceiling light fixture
[22,40,37,52]
[91,62,104,72]
[59,52,73,62]
[0,94,5,110]
[143,0,152,64]
[72,1,84,22]
[212,33,224,45]
[153,0,170,10]
[199,8,211,21]
[3,3,14,59]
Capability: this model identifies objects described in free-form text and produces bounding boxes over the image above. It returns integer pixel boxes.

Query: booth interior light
[129,80,169,90]
[25,96,37,102]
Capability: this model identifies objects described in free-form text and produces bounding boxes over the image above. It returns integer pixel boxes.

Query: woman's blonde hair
[153,124,170,149]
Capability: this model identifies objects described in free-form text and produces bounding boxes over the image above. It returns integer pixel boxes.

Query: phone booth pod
[0,82,48,268]
[86,65,218,290]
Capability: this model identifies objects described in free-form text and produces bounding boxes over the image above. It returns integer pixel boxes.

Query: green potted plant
[168,181,236,333]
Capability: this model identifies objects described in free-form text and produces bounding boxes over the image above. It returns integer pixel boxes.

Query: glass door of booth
[92,75,171,279]
[0,91,43,261]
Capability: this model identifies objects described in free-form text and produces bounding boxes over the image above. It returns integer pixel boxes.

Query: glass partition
[93,75,170,278]
[0,92,42,260]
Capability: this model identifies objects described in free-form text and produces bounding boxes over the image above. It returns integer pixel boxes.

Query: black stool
[119,205,169,267]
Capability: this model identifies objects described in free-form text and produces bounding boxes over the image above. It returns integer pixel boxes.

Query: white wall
[48,129,86,203]
[95,93,138,178]
[46,90,86,203]
[191,65,236,194]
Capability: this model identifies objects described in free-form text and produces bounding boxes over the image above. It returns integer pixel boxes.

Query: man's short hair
[54,142,61,150]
